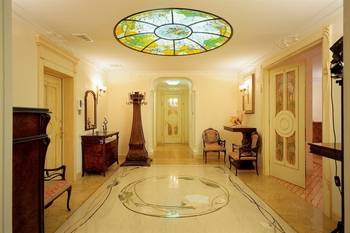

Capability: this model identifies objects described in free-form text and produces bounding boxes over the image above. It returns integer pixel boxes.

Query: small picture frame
[240,74,255,114]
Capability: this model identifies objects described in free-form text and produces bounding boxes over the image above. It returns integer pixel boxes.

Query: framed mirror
[84,90,97,130]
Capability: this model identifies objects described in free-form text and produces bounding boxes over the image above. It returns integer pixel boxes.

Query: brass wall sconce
[96,85,107,103]
[239,82,249,96]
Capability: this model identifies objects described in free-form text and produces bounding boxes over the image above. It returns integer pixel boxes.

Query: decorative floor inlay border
[56,165,295,233]
[119,175,230,218]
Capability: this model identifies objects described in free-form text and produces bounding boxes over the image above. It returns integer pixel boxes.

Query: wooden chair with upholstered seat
[228,132,260,176]
[44,165,72,211]
[202,128,226,163]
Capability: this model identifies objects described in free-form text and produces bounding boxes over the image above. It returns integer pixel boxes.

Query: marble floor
[56,165,296,233]
[44,162,122,233]
[45,144,337,233]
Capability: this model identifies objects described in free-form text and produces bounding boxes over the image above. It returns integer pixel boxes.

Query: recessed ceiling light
[166,80,180,86]
[113,8,233,56]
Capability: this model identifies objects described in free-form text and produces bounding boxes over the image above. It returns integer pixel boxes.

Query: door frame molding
[36,35,78,181]
[261,26,332,176]
[151,77,195,152]
[0,0,12,231]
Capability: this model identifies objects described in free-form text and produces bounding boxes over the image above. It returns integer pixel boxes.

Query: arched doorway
[152,78,195,150]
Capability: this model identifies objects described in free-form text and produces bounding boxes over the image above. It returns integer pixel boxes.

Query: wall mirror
[84,90,97,130]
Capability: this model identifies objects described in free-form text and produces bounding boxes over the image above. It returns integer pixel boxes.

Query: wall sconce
[96,85,107,103]
[239,82,249,95]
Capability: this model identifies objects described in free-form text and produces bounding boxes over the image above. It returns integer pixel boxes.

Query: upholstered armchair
[202,128,226,163]
[228,132,260,176]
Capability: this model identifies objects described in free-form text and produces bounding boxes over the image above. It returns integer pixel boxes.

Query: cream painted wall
[12,13,109,178]
[105,71,240,157]
[312,79,322,122]
[12,14,38,106]
[312,57,323,122]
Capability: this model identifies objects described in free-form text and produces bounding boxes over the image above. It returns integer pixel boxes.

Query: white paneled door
[164,95,182,143]
[269,64,306,188]
[44,74,63,169]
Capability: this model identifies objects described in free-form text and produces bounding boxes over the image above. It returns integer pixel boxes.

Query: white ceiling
[13,0,343,73]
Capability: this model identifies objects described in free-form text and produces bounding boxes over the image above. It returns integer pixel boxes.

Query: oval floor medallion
[274,111,295,137]
[119,176,229,218]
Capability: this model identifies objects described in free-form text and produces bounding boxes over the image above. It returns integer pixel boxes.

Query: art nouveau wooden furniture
[202,128,226,163]
[13,107,50,233]
[224,125,257,145]
[122,92,151,166]
[229,132,260,176]
[44,165,72,211]
[308,143,341,161]
[81,131,119,176]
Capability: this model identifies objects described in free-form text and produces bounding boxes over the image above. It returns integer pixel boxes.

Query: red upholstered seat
[44,180,72,207]
[43,165,72,211]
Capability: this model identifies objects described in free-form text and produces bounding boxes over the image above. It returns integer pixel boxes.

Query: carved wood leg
[255,161,259,176]
[224,151,226,163]
[66,186,72,211]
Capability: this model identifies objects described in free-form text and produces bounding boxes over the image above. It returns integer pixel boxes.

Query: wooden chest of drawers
[81,131,119,176]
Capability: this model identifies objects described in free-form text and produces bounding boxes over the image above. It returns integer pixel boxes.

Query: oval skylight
[114,8,233,56]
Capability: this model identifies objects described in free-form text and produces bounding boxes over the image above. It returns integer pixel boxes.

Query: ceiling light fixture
[166,80,180,86]
[113,8,233,56]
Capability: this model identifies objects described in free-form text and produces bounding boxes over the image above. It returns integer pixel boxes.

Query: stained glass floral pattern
[276,133,284,161]
[276,73,284,115]
[287,71,296,116]
[114,8,232,56]
[287,133,296,165]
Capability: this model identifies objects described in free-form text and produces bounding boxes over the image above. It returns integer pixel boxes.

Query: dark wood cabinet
[13,107,50,233]
[81,131,119,176]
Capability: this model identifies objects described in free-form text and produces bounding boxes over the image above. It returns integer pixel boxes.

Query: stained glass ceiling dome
[114,8,233,56]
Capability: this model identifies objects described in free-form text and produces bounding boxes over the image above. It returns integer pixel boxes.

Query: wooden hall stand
[122,92,151,166]
[81,131,119,176]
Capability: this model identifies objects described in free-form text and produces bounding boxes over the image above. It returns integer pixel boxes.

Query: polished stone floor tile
[56,165,296,233]
[45,144,336,233]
